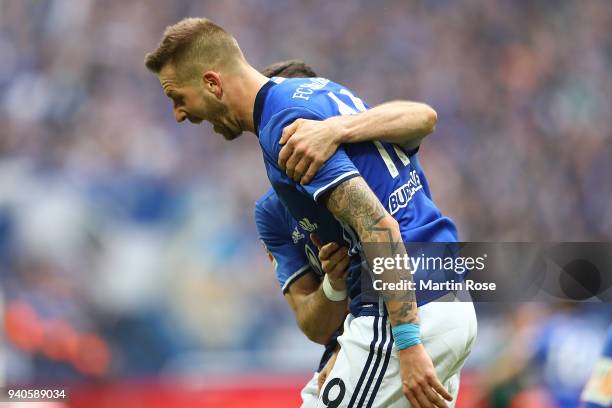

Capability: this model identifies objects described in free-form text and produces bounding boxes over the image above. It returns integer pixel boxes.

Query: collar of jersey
[253,80,277,137]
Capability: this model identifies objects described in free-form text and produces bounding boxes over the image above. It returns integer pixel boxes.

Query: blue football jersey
[255,188,324,294]
[255,188,340,372]
[254,77,459,316]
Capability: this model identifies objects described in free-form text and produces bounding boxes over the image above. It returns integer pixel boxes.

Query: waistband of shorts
[351,289,455,318]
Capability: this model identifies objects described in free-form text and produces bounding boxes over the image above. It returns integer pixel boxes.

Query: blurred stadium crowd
[0,0,610,407]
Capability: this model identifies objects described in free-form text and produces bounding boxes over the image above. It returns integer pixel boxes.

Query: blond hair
[144,17,244,81]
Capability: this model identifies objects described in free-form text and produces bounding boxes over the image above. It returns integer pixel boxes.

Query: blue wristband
[392,323,421,350]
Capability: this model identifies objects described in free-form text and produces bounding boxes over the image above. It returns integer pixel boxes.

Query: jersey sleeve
[259,107,361,203]
[254,201,311,294]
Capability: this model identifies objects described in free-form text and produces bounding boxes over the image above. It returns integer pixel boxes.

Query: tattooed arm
[322,176,453,407]
[322,176,418,326]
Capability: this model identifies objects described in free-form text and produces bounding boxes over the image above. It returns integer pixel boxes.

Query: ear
[202,71,223,99]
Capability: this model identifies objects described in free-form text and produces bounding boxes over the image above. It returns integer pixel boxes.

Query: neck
[226,64,270,134]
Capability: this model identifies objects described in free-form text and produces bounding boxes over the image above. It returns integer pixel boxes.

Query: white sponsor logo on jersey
[292,78,330,100]
[388,170,423,215]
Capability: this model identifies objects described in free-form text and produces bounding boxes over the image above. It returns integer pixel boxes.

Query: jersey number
[321,377,346,408]
[326,89,410,178]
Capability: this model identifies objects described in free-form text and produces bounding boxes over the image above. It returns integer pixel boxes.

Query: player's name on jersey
[372,279,496,292]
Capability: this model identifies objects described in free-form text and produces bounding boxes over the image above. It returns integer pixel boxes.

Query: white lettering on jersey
[325,88,411,178]
[292,88,313,100]
[292,78,330,100]
[388,170,423,215]
[299,78,330,90]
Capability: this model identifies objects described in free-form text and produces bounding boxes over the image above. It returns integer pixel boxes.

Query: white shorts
[316,298,477,408]
[301,371,320,408]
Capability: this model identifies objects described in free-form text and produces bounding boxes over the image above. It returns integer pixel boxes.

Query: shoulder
[261,77,340,126]
[269,77,335,105]
[258,77,360,158]
[258,106,324,160]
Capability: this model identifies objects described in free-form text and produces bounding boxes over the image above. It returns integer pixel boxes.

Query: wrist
[328,275,347,291]
[392,323,421,350]
[322,274,347,301]
[326,116,350,144]
[398,343,424,356]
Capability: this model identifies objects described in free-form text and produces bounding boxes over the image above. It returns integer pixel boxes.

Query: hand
[311,234,349,291]
[318,347,340,395]
[399,344,453,408]
[278,117,343,184]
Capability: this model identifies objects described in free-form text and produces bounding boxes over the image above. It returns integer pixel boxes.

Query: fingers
[311,236,350,277]
[277,120,326,183]
[422,385,449,408]
[278,119,303,171]
[318,241,339,261]
[299,158,324,185]
[405,380,452,408]
[321,247,348,278]
[413,387,432,408]
[279,145,311,182]
[291,156,310,183]
[279,120,299,145]
[404,387,423,408]
[326,254,349,279]
[278,143,293,170]
[310,233,322,250]
[430,378,453,402]
[410,386,449,408]
[284,149,302,180]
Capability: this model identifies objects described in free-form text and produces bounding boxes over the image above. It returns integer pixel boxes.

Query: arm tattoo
[324,177,419,326]
[388,302,419,326]
[324,177,394,243]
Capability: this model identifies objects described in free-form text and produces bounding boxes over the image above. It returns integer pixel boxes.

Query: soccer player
[145,18,477,408]
[257,60,445,406]
[258,60,347,407]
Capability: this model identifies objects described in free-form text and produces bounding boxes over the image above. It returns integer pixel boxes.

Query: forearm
[354,215,419,326]
[328,101,437,147]
[324,177,418,327]
[322,180,452,406]
[294,287,347,344]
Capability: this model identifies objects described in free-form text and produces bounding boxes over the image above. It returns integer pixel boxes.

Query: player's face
[158,65,242,140]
